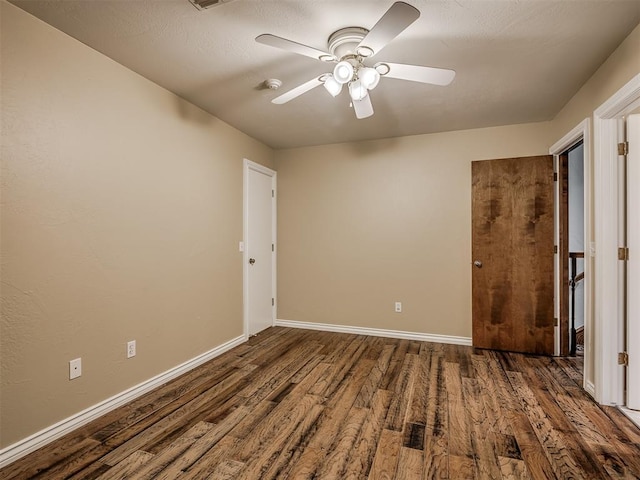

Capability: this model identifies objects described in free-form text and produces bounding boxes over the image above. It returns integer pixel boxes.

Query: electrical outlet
[395,302,402,313]
[69,358,82,380]
[127,340,136,358]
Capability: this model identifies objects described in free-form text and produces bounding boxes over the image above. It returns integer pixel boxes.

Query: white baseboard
[275,319,472,346]
[619,406,640,430]
[0,335,246,469]
[585,379,596,399]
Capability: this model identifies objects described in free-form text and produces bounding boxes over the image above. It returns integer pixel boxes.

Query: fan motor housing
[328,27,369,60]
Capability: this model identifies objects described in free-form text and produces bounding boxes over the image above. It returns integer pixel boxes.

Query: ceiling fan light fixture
[359,67,380,90]
[257,2,454,121]
[323,75,342,97]
[349,80,368,102]
[334,61,354,84]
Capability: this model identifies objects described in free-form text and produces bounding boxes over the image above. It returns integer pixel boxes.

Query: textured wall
[0,2,273,448]
[551,23,640,138]
[275,122,553,338]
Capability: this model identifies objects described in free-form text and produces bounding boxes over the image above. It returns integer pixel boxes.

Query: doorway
[243,159,277,337]
[550,119,591,390]
[558,141,586,359]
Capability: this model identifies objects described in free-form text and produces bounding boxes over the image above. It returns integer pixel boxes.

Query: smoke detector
[264,79,283,90]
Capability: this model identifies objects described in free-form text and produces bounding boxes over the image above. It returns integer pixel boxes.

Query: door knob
[249,258,256,265]
[474,260,482,268]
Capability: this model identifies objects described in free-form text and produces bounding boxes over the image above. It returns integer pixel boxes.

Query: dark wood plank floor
[1,327,639,479]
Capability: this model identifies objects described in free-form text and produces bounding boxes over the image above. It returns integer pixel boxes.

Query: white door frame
[593,73,640,405]
[550,119,592,394]
[243,159,277,339]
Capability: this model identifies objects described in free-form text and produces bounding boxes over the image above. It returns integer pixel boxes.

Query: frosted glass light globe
[334,61,354,84]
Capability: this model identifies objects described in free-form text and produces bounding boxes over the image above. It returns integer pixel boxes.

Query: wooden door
[472,155,555,355]
[558,152,569,356]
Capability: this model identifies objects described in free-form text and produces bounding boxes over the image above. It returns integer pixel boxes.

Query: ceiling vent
[189,0,235,10]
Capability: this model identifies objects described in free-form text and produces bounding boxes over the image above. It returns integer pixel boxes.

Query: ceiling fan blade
[353,94,374,119]
[271,76,325,105]
[256,34,334,62]
[357,2,420,57]
[381,62,456,86]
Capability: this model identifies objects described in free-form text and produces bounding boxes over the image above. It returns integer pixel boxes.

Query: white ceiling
[9,0,640,149]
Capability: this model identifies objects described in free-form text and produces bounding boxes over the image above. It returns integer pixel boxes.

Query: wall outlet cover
[69,358,82,380]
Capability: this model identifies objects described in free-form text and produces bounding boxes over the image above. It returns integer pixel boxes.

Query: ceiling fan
[256,1,455,119]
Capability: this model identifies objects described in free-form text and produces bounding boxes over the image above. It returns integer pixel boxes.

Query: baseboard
[619,406,640,430]
[275,319,472,346]
[585,379,596,399]
[0,334,246,469]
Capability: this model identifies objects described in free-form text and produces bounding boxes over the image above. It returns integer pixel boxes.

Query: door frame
[550,120,591,373]
[593,73,640,405]
[243,159,277,339]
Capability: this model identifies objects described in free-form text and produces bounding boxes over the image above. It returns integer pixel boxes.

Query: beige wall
[275,123,553,338]
[0,2,273,448]
[551,23,640,137]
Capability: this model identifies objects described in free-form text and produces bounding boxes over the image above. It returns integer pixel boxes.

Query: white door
[244,160,276,336]
[627,114,640,410]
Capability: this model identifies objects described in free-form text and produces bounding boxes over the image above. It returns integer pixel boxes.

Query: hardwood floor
[1,327,639,479]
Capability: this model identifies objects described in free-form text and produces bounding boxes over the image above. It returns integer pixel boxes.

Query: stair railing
[569,251,585,356]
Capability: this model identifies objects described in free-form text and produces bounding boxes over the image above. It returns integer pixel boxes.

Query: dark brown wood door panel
[472,155,555,355]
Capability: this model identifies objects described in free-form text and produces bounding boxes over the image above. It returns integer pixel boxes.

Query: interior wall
[0,2,273,448]
[275,122,552,338]
[551,23,640,138]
